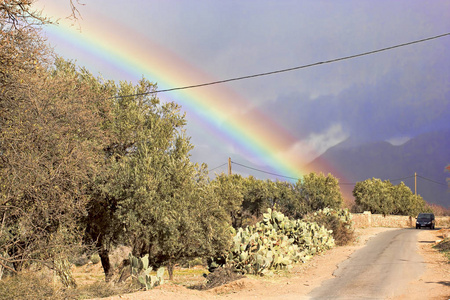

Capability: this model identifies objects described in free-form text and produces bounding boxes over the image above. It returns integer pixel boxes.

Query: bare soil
[393,228,450,300]
[88,227,449,300]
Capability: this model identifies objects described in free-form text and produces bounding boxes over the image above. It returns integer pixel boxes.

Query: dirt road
[308,229,425,299]
[90,227,449,300]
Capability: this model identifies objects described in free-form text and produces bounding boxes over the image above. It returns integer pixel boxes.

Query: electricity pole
[414,172,417,196]
[228,157,232,175]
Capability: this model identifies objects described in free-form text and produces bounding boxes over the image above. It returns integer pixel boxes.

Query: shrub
[304,208,355,246]
[90,253,101,265]
[208,208,335,276]
[433,238,450,262]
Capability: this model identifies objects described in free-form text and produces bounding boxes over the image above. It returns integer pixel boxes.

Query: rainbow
[38,2,343,181]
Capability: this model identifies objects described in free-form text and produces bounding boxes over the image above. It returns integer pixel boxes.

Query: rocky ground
[88,227,449,300]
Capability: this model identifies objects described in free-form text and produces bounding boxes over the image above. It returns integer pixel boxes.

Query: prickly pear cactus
[129,253,165,290]
[210,208,336,276]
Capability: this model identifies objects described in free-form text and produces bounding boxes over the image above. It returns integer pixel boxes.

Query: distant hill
[308,130,450,208]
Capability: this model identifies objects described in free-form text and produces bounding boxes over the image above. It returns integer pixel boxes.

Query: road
[307,229,426,299]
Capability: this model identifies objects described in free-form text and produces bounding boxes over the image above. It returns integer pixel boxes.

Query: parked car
[415,213,435,229]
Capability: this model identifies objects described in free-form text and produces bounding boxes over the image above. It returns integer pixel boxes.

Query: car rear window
[417,213,433,219]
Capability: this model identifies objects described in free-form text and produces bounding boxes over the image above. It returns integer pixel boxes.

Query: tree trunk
[167,260,174,281]
[99,248,112,281]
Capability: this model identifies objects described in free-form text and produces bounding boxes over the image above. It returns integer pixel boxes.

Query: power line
[226,160,448,188]
[417,175,448,187]
[208,163,228,173]
[231,161,300,181]
[114,32,450,99]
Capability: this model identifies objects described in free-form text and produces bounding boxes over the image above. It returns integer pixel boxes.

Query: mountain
[308,130,450,208]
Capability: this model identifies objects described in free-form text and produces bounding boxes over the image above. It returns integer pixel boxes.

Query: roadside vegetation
[433,237,450,262]
[0,1,448,299]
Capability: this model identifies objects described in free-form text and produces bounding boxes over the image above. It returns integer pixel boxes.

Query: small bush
[90,253,100,265]
[304,208,355,246]
[433,238,450,262]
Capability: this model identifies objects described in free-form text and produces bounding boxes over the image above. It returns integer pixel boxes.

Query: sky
[34,0,450,181]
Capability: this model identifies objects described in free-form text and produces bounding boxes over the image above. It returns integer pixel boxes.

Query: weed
[433,238,450,262]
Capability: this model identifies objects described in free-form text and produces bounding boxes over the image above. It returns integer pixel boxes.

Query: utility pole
[414,172,417,196]
[228,157,232,175]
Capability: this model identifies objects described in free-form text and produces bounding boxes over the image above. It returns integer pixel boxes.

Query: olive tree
[298,172,344,213]
[86,80,232,280]
[353,178,394,215]
[0,30,112,286]
[209,174,245,228]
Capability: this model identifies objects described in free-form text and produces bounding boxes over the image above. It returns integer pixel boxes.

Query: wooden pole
[414,172,417,196]
[228,157,232,175]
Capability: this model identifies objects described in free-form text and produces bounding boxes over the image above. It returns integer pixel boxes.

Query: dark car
[415,213,435,229]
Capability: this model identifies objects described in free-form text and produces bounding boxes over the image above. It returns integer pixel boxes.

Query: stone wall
[352,211,450,228]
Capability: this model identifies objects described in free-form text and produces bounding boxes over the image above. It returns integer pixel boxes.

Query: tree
[270,180,301,218]
[85,80,232,280]
[298,173,344,213]
[353,178,430,216]
[1,1,116,286]
[353,178,394,215]
[390,182,414,215]
[0,0,81,30]
[209,174,244,228]
[0,28,112,286]
[390,182,429,216]
[241,176,272,223]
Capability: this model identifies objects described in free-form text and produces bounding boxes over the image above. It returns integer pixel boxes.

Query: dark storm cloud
[263,61,450,143]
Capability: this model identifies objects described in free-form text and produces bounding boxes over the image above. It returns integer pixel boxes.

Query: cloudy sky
[35,0,450,179]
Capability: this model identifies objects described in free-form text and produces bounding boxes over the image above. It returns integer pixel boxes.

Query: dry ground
[87,227,449,300]
[393,228,450,300]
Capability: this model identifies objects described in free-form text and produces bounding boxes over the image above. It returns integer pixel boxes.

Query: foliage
[83,80,232,281]
[90,254,100,265]
[298,173,344,213]
[241,176,273,221]
[209,172,344,228]
[304,208,354,246]
[0,0,50,30]
[353,178,429,216]
[209,208,334,276]
[1,0,351,288]
[209,174,245,228]
[433,238,450,262]
[1,10,112,284]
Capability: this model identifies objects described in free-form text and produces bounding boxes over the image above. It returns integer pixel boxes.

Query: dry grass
[0,267,135,300]
[433,237,450,262]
